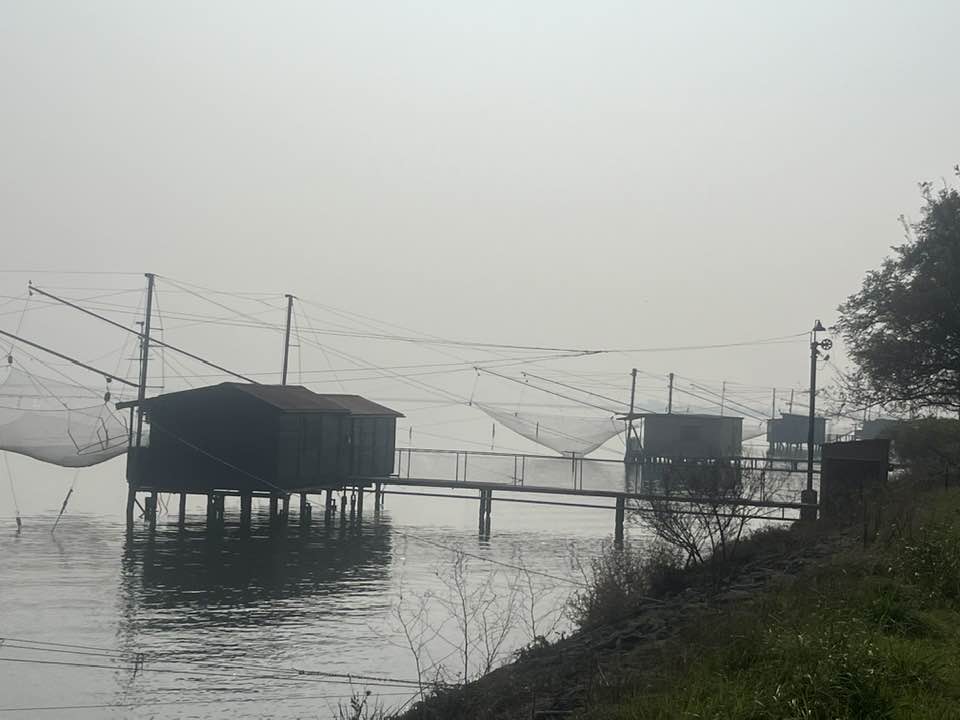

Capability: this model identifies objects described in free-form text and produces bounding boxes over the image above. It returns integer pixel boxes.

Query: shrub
[568,543,684,630]
[897,522,960,602]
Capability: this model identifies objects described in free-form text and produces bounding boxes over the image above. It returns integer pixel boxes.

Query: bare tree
[642,463,784,568]
[384,544,569,697]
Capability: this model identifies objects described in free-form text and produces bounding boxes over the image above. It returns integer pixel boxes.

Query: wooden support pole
[357,486,364,518]
[614,496,626,547]
[478,489,486,535]
[484,490,492,537]
[240,493,252,531]
[478,489,493,537]
[325,489,333,517]
[178,493,187,527]
[125,485,136,531]
[269,495,279,524]
[281,494,290,525]
[340,492,347,517]
[206,493,224,527]
[299,492,310,525]
[148,491,158,530]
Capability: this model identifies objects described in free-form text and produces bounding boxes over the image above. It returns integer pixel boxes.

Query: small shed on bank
[819,439,891,524]
[120,383,403,494]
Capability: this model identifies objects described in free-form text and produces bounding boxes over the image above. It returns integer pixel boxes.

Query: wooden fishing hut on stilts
[119,384,402,531]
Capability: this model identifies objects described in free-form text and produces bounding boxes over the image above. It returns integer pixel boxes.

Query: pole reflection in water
[1,489,611,718]
[112,510,403,718]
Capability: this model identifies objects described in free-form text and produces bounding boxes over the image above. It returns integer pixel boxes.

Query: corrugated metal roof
[225,384,352,412]
[122,383,403,416]
[316,394,405,418]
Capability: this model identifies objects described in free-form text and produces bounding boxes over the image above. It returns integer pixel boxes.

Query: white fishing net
[0,367,129,467]
[474,402,623,456]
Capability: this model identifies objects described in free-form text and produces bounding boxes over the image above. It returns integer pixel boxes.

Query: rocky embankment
[402,522,859,720]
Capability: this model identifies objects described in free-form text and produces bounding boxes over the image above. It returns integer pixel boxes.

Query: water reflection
[118,511,393,636]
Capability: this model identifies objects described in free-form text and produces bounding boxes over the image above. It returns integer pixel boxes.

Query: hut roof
[316,394,404,417]
[228,384,352,412]
[118,383,403,417]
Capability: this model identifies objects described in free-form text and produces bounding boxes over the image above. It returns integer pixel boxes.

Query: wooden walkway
[353,472,814,544]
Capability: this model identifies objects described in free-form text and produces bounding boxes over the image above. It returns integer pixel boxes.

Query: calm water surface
[1,478,625,719]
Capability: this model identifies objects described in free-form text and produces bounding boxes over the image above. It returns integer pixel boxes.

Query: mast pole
[127,272,154,531]
[625,368,637,462]
[807,336,818,493]
[135,273,155,448]
[281,294,294,385]
[667,372,674,414]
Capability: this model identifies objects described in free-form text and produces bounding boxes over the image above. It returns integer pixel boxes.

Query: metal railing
[393,447,819,497]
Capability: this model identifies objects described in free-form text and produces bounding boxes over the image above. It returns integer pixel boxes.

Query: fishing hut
[621,412,744,494]
[766,412,826,453]
[119,383,403,530]
[633,413,744,460]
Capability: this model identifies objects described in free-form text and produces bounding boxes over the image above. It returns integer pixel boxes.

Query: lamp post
[802,319,832,521]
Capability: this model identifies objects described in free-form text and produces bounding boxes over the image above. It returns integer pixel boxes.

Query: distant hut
[857,418,901,441]
[766,412,826,453]
[121,383,403,495]
[620,413,743,460]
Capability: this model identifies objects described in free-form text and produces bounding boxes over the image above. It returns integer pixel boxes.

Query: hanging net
[0,367,130,467]
[474,402,623,456]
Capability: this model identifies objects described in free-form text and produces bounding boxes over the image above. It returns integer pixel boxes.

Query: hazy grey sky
[2,1,958,439]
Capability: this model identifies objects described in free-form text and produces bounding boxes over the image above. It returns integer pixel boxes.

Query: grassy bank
[578,484,960,719]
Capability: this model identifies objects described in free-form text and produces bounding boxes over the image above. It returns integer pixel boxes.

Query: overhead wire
[0,692,413,714]
[0,656,424,691]
[0,637,427,689]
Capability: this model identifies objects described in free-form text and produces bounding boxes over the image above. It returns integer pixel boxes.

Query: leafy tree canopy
[839,170,960,414]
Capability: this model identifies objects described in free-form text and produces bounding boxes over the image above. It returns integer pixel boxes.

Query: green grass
[578,488,960,720]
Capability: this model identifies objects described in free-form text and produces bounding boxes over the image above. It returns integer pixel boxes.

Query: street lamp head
[812,320,826,332]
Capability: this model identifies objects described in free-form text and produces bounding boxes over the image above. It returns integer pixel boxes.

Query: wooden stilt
[148,491,158,530]
[281,494,290,525]
[357,487,364,518]
[178,493,187,527]
[269,495,279,525]
[325,489,333,518]
[478,489,487,535]
[240,493,252,531]
[614,496,626,547]
[125,484,136,531]
[483,490,492,537]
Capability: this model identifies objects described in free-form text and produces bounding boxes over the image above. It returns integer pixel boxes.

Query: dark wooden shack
[819,439,890,525]
[122,383,402,495]
[767,412,826,451]
[639,413,743,460]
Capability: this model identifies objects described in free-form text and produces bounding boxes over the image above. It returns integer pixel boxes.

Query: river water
[0,460,624,719]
